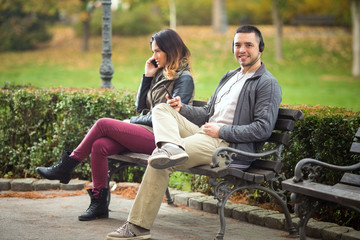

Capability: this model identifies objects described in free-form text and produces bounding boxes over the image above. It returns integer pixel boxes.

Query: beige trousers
[128,103,229,229]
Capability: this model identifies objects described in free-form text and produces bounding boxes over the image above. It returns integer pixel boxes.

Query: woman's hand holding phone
[144,58,158,77]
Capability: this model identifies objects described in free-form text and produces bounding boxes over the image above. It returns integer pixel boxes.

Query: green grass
[1,25,359,111]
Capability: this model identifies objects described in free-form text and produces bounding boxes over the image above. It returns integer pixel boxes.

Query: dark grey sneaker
[148,143,188,169]
[106,221,151,240]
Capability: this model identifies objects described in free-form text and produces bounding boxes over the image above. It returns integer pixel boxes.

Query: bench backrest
[193,100,304,147]
[350,128,360,154]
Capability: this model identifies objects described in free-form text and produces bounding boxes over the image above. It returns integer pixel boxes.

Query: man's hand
[203,122,220,138]
[166,96,182,112]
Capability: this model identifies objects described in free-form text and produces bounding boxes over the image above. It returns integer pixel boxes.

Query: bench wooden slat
[108,153,149,166]
[247,168,275,181]
[333,183,360,194]
[187,165,229,178]
[250,159,282,173]
[227,168,245,179]
[282,179,360,207]
[268,132,291,146]
[274,119,295,132]
[356,128,360,138]
[350,142,360,154]
[192,100,207,107]
[278,108,304,121]
[241,171,264,183]
[340,173,360,187]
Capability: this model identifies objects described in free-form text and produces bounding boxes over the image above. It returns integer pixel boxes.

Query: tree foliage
[0,0,352,51]
[0,0,58,51]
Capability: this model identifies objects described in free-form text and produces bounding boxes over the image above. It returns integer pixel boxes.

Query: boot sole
[78,213,109,221]
[36,168,71,184]
[149,153,188,169]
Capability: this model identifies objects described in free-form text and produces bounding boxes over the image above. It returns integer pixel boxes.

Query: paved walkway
[0,190,315,240]
[1,179,359,240]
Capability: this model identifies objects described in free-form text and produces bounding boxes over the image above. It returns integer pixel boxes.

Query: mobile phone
[151,59,158,68]
[162,84,172,99]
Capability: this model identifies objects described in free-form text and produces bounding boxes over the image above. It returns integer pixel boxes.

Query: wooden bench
[282,128,360,240]
[291,15,335,26]
[107,100,304,240]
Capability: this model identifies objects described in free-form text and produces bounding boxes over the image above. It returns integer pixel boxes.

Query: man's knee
[153,103,171,112]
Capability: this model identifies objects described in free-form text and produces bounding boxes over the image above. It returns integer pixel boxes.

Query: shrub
[0,85,136,179]
[0,16,52,52]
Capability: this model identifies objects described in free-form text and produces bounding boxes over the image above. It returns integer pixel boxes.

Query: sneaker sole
[106,234,151,240]
[149,153,188,169]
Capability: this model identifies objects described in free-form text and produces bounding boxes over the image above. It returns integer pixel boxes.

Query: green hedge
[0,85,136,179]
[282,105,360,182]
[1,87,359,182]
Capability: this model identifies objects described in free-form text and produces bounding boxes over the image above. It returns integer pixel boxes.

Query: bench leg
[255,185,298,236]
[165,187,173,204]
[210,178,228,240]
[291,193,320,240]
[212,178,298,240]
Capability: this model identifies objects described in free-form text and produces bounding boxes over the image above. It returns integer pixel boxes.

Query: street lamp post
[100,0,114,88]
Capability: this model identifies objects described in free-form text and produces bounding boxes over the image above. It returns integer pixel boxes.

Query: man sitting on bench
[106,25,282,240]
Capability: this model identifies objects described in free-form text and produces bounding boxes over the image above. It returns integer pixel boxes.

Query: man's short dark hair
[234,25,265,52]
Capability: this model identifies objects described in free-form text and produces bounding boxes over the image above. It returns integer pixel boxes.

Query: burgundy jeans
[69,118,156,198]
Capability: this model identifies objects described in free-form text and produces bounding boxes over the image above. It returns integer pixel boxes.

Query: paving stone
[202,199,219,214]
[322,226,354,240]
[88,181,117,190]
[117,182,139,189]
[341,229,360,240]
[34,179,60,191]
[264,213,286,230]
[307,221,339,238]
[223,201,237,218]
[232,204,262,222]
[10,178,36,191]
[174,192,205,206]
[168,188,185,200]
[0,178,11,191]
[60,179,88,190]
[188,196,213,210]
[247,209,277,226]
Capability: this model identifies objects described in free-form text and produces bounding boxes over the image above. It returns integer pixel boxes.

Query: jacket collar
[235,62,266,80]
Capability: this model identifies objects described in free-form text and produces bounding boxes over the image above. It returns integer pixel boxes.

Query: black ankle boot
[36,151,80,184]
[78,188,109,221]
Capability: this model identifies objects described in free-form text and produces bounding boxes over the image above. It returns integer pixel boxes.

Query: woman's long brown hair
[150,29,191,80]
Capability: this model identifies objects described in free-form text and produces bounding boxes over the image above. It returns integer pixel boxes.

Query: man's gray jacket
[180,62,282,166]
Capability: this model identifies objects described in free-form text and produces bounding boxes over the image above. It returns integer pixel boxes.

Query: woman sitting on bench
[35,29,195,221]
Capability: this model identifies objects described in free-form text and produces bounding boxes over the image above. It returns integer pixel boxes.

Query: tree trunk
[212,0,227,33]
[169,0,176,30]
[272,0,283,61]
[351,0,360,77]
[82,18,90,52]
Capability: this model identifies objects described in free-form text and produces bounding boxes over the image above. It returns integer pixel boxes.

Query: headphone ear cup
[259,41,264,52]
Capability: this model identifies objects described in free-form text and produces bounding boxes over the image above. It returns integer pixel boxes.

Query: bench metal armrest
[293,158,360,183]
[211,145,282,168]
